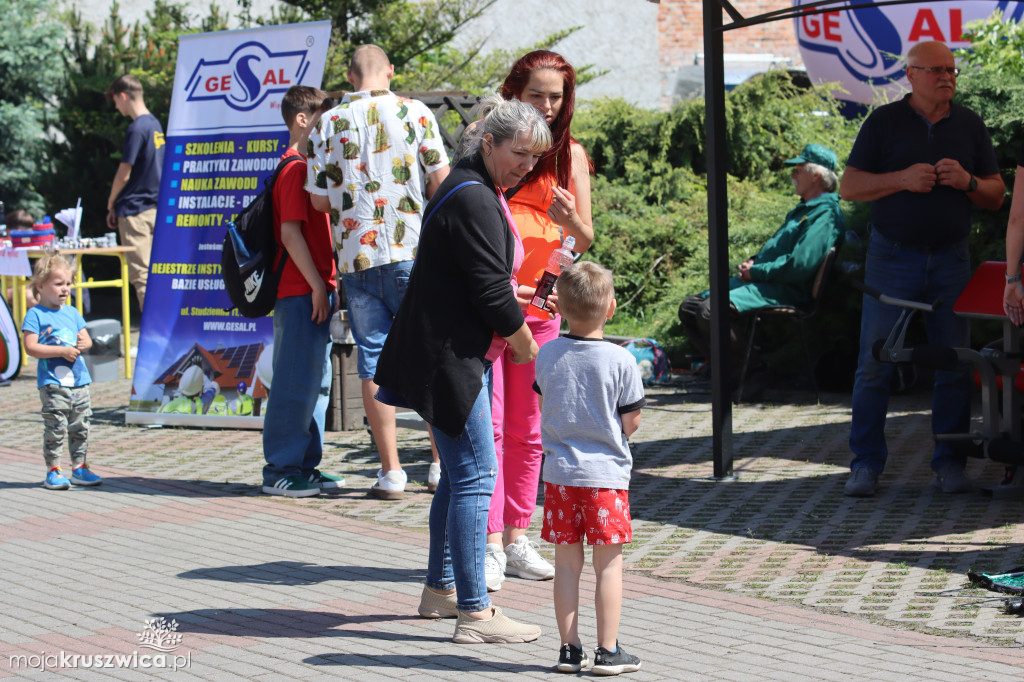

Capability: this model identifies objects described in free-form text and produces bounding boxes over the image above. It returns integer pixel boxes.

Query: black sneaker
[556,643,589,673]
[592,643,641,676]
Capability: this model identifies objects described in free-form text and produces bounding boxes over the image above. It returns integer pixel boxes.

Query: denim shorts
[341,260,414,379]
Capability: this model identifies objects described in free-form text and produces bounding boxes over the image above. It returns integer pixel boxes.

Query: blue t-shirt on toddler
[22,305,92,389]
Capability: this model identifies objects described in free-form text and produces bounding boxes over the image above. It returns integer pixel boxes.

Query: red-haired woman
[456,49,595,592]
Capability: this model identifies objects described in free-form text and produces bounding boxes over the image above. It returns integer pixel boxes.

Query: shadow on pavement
[307,652,552,673]
[100,475,257,497]
[0,480,49,489]
[170,608,445,643]
[177,562,422,585]
[625,389,1024,583]
[91,405,127,426]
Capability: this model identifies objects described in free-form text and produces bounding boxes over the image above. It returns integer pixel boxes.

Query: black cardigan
[374,154,525,439]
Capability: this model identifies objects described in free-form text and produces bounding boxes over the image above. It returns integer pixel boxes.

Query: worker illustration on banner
[125,21,331,427]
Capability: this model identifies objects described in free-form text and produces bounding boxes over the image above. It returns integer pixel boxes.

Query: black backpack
[221,155,303,318]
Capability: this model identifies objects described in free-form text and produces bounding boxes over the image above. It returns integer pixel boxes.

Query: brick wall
[657,0,803,105]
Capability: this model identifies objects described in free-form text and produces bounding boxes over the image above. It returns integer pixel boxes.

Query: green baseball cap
[784,143,837,172]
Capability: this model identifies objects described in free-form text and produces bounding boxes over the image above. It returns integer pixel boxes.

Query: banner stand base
[125,411,263,430]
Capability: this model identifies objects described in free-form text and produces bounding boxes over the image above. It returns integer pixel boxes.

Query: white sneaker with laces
[484,543,506,592]
[370,468,407,500]
[504,535,554,580]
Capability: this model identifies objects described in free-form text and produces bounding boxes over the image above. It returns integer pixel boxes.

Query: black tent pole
[703,0,734,479]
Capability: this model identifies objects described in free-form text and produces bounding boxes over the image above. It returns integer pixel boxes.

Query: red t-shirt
[271,148,337,298]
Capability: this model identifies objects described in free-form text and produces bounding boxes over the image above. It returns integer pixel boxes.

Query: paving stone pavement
[3,365,1024,679]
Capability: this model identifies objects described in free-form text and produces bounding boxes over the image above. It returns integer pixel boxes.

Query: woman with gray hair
[374,98,550,643]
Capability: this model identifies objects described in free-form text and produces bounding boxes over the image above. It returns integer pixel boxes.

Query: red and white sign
[794,1,1024,104]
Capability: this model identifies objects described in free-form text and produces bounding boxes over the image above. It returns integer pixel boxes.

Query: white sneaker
[504,536,554,580]
[484,543,506,592]
[427,461,441,493]
[370,468,407,500]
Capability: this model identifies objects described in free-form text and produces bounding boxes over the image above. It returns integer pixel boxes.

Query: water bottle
[226,221,255,267]
[527,236,575,320]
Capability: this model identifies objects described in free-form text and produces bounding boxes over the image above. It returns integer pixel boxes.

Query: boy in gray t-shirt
[533,261,645,675]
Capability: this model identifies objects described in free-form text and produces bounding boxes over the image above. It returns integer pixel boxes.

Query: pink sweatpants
[488,315,561,534]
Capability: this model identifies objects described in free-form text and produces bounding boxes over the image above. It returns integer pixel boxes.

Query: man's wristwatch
[1007,272,1022,284]
[967,175,978,192]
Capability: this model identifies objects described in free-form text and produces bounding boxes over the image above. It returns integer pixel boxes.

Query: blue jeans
[262,291,335,484]
[341,261,414,379]
[425,367,497,612]
[849,231,971,474]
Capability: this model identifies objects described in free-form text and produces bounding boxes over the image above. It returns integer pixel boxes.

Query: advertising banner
[125,21,332,428]
[794,1,1024,105]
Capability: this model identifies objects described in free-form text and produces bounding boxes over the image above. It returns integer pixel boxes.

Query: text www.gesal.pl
[202,320,257,332]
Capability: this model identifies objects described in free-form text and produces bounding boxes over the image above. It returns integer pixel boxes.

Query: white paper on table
[0,246,31,277]
[54,200,82,241]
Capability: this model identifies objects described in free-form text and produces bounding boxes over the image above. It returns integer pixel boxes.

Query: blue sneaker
[71,465,103,486]
[44,467,70,490]
[307,469,344,490]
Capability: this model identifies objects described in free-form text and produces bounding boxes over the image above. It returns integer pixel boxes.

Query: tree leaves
[0,0,64,214]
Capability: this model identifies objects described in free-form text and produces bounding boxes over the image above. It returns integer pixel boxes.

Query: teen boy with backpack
[261,86,346,497]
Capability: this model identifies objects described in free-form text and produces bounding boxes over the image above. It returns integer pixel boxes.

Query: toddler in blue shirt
[21,253,102,490]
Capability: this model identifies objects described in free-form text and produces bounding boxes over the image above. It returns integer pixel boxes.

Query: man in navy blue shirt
[105,74,165,311]
[840,41,1004,497]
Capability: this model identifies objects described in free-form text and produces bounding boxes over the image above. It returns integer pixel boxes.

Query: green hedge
[574,71,865,366]
[574,68,1019,384]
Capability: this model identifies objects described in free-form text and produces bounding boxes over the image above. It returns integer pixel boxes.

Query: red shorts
[541,483,632,546]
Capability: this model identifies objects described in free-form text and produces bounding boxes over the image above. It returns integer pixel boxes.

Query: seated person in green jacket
[679,143,845,381]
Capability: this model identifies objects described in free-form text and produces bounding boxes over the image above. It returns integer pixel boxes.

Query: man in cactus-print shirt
[308,45,449,500]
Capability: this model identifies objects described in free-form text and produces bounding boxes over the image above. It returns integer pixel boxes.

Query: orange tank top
[508,170,562,288]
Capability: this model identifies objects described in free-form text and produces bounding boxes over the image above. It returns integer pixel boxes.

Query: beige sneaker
[452,606,541,644]
[418,585,459,619]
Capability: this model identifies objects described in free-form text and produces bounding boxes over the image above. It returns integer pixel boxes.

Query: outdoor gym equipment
[856,262,1024,498]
